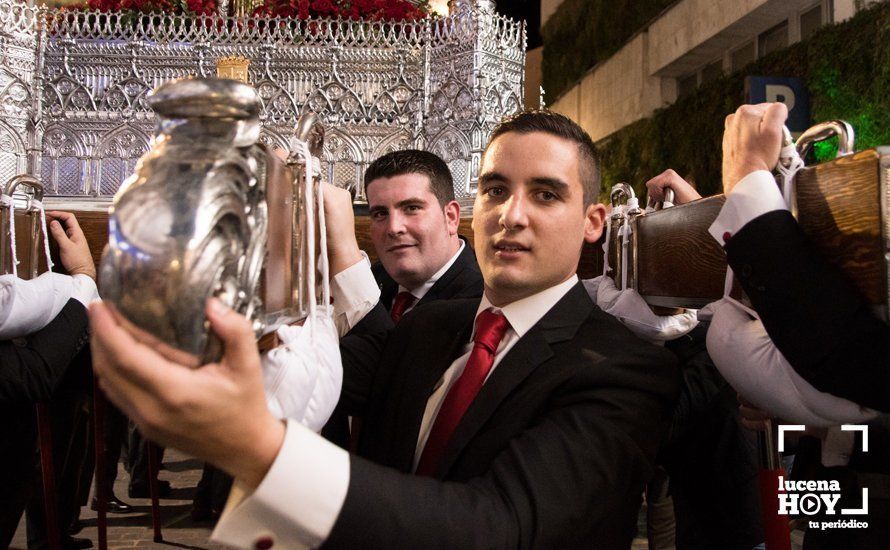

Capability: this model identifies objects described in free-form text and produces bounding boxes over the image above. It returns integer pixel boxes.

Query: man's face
[368,173,460,290]
[472,131,605,306]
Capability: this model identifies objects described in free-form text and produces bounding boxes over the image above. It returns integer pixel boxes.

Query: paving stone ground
[11,449,224,550]
[11,447,804,549]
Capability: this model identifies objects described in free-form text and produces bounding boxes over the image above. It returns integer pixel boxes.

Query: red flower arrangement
[84,0,430,20]
[86,0,217,16]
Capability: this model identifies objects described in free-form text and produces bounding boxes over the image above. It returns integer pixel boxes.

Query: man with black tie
[91,111,680,549]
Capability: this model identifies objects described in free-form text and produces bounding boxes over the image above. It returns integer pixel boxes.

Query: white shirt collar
[474,275,579,339]
[398,238,465,302]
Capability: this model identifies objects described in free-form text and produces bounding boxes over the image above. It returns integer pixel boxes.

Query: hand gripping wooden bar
[627,146,890,318]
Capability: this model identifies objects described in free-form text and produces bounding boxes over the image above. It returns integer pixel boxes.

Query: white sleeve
[0,272,95,340]
[705,298,878,427]
[212,419,350,549]
[331,251,380,337]
[69,273,99,306]
[709,170,788,245]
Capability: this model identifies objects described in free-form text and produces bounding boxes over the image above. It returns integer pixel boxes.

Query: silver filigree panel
[1,0,525,210]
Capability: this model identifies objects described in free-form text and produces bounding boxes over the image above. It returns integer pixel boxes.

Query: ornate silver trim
[0,0,525,210]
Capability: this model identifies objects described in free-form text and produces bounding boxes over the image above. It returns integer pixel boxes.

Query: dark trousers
[194,463,233,513]
[661,324,765,550]
[125,421,164,490]
[0,404,38,547]
[95,402,128,495]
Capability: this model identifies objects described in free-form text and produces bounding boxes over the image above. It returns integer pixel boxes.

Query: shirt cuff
[709,170,787,245]
[212,419,350,549]
[70,274,99,306]
[331,251,380,337]
[821,426,856,467]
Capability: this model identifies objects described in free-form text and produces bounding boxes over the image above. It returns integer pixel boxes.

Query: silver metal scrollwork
[98,78,271,364]
[0,0,526,212]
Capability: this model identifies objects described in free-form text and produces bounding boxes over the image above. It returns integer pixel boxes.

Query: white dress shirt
[330,251,379,337]
[213,275,580,549]
[707,170,787,243]
[0,272,98,340]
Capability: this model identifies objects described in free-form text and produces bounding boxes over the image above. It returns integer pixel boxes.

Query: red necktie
[415,309,510,476]
[390,291,416,323]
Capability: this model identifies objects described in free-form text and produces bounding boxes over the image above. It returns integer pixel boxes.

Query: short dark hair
[485,110,601,206]
[364,150,455,207]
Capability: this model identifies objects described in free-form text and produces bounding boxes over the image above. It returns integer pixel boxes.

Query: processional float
[0,0,526,355]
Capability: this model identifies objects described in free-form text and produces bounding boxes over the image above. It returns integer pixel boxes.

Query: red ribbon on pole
[759,467,792,550]
[758,422,792,550]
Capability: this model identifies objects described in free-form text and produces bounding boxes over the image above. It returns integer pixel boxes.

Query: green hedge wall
[541,0,676,101]
[597,1,890,199]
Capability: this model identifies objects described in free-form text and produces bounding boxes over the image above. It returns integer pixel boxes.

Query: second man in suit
[329,149,483,339]
[367,149,482,320]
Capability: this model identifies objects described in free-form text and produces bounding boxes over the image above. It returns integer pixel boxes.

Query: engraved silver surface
[0,0,526,211]
[98,78,270,364]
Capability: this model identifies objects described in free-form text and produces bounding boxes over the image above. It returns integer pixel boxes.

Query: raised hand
[721,102,788,195]
[645,169,702,205]
[90,298,285,490]
[47,211,95,280]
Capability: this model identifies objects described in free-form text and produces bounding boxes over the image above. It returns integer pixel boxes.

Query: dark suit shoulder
[393,295,479,334]
[580,305,678,366]
[565,306,680,397]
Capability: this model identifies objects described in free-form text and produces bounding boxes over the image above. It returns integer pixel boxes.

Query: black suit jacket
[323,239,483,446]
[326,283,680,549]
[0,298,90,405]
[726,210,890,412]
[0,298,91,545]
[374,236,483,309]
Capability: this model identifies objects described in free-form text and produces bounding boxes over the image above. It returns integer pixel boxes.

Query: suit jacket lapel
[435,283,594,477]
[378,275,398,312]
[418,238,475,307]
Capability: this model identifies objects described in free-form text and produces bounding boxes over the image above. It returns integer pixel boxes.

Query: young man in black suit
[91,111,680,549]
[364,150,483,321]
[323,150,483,448]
